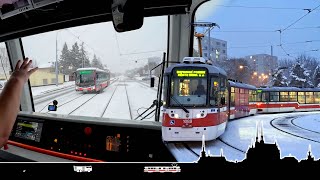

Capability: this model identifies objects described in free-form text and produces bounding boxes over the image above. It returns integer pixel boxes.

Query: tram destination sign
[79,70,93,75]
[175,70,206,77]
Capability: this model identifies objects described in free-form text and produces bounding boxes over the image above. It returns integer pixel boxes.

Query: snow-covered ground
[31,81,75,96]
[170,111,320,162]
[34,77,158,121]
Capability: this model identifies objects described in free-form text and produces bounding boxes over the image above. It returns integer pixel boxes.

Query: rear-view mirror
[111,0,144,32]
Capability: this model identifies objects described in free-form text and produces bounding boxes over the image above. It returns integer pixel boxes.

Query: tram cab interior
[0,0,203,162]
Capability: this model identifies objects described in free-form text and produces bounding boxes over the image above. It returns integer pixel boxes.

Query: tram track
[217,138,246,153]
[123,80,133,120]
[291,118,320,135]
[178,137,246,158]
[68,94,99,115]
[43,93,86,113]
[270,116,320,143]
[99,83,120,117]
[36,78,117,104]
[99,80,134,120]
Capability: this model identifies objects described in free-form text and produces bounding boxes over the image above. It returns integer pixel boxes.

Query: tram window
[0,43,11,91]
[249,90,257,102]
[261,92,269,102]
[279,92,289,102]
[256,92,262,102]
[231,87,235,93]
[219,78,227,106]
[163,76,168,107]
[230,90,235,106]
[210,77,219,106]
[269,92,279,102]
[314,92,320,103]
[240,93,246,105]
[170,78,207,106]
[289,92,297,102]
[306,92,314,104]
[298,92,306,104]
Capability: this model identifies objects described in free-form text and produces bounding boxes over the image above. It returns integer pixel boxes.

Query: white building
[244,54,278,75]
[201,36,227,61]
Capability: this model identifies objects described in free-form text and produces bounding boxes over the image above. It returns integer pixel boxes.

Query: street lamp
[239,65,249,69]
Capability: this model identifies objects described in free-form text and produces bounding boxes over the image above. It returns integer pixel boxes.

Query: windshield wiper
[170,96,189,113]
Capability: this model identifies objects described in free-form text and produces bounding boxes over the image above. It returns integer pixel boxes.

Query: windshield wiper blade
[170,96,189,113]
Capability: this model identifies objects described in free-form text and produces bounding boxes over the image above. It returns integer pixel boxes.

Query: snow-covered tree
[271,68,288,87]
[313,65,320,87]
[289,61,314,88]
[91,54,104,69]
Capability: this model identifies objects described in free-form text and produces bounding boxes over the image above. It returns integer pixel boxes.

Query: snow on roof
[38,62,53,68]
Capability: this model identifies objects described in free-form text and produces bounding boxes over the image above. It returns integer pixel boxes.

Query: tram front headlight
[196,114,201,118]
[174,114,179,118]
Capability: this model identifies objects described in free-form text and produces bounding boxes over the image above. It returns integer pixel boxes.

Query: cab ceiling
[0,0,192,42]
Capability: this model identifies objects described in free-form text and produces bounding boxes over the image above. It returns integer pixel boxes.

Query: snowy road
[33,78,159,121]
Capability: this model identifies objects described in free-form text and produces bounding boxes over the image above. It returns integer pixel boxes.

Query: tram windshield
[76,70,94,84]
[21,16,167,120]
[169,68,208,107]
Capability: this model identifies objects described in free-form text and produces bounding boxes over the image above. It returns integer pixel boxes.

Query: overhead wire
[200,3,320,58]
[211,4,318,11]
[275,3,320,57]
[64,29,105,60]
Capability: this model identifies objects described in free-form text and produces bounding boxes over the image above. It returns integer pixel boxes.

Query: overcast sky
[3,0,320,73]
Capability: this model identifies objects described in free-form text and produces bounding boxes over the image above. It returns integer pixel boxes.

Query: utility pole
[191,22,220,60]
[55,31,59,86]
[81,42,85,68]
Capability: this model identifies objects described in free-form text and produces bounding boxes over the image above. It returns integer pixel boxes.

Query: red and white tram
[256,87,320,112]
[162,57,229,141]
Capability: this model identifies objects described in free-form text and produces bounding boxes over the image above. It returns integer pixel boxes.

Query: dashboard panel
[5,112,175,162]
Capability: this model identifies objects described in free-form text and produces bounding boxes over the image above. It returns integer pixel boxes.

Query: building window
[222,50,226,54]
[216,42,220,45]
[204,53,207,57]
[203,46,207,50]
[222,43,226,47]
